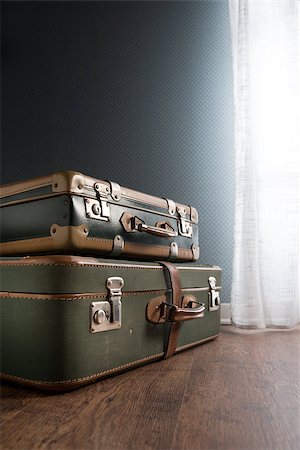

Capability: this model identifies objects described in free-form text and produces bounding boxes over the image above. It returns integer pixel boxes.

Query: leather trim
[1,255,101,265]
[181,286,222,292]
[0,292,107,300]
[0,352,165,391]
[0,193,63,208]
[121,186,169,209]
[158,261,182,358]
[0,171,87,198]
[178,266,222,271]
[52,171,86,194]
[146,295,168,323]
[0,256,161,269]
[121,187,194,218]
[0,171,92,198]
[0,231,195,261]
[0,225,111,255]
[123,242,171,259]
[0,255,100,265]
[122,242,193,261]
[0,290,166,300]
[0,174,54,198]
[0,236,54,254]
[1,172,197,224]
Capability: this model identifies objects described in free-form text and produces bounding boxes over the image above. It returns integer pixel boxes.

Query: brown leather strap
[158,261,182,358]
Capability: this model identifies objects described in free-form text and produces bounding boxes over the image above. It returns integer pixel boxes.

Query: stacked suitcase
[0,171,221,390]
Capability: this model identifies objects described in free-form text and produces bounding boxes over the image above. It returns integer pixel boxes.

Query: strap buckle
[160,302,177,322]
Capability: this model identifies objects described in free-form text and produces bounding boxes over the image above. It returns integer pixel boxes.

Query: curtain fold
[229,0,300,328]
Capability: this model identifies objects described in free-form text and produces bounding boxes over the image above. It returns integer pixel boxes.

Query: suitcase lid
[0,255,221,294]
[0,171,198,224]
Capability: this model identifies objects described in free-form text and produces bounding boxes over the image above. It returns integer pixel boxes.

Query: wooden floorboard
[171,326,300,450]
[1,326,299,450]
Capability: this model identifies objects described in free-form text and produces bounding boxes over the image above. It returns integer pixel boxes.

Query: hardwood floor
[1,325,299,450]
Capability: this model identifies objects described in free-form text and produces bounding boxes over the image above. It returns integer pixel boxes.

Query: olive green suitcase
[0,256,221,391]
[0,171,199,262]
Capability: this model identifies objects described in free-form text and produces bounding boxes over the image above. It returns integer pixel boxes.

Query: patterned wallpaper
[1,0,234,302]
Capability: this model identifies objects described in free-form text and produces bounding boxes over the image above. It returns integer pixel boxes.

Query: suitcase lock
[90,277,124,333]
[176,206,193,238]
[208,276,220,311]
[84,182,111,221]
[85,198,110,221]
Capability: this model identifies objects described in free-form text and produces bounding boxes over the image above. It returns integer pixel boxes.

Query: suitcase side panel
[0,288,220,389]
[0,293,166,385]
[0,185,54,206]
[0,258,221,390]
[0,260,221,295]
[0,196,70,243]
[0,171,199,261]
[0,194,198,261]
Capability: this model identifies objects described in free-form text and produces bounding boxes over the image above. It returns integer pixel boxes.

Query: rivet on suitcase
[0,256,221,390]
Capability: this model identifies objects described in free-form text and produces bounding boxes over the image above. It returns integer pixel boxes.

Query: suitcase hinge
[166,199,176,215]
[109,181,122,202]
[208,276,220,311]
[90,277,124,333]
[176,206,193,238]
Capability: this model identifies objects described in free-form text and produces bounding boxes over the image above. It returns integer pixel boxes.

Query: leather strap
[158,261,182,359]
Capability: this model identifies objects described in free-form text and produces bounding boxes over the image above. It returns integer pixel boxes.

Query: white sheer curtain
[228,0,300,328]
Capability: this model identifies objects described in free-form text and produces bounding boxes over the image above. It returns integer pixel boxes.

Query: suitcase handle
[161,301,205,322]
[147,295,205,324]
[120,212,178,238]
[137,221,178,238]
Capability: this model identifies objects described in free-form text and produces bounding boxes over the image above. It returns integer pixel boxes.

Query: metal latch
[176,206,193,238]
[208,276,220,311]
[90,277,124,333]
[84,182,111,221]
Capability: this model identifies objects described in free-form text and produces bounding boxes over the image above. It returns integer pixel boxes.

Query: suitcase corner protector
[52,171,85,194]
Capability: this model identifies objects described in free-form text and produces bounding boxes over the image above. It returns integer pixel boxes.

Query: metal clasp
[159,302,177,322]
[106,277,124,324]
[84,182,111,221]
[90,277,124,333]
[176,206,193,238]
[208,276,220,311]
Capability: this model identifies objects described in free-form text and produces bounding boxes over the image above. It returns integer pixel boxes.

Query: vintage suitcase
[0,256,221,390]
[0,171,199,261]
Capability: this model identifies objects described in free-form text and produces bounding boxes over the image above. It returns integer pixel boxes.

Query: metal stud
[92,204,100,215]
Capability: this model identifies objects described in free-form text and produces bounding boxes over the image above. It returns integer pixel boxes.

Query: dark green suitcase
[0,171,199,262]
[0,256,221,390]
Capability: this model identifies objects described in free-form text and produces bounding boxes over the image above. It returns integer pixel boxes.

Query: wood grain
[1,326,299,450]
[172,326,300,450]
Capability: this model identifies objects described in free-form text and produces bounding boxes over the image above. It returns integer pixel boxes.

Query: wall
[1,0,234,302]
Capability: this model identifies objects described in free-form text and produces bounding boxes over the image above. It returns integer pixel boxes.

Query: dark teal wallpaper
[1,0,234,302]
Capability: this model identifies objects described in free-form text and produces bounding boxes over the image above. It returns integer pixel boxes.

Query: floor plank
[0,350,194,450]
[172,326,300,450]
[1,326,299,450]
